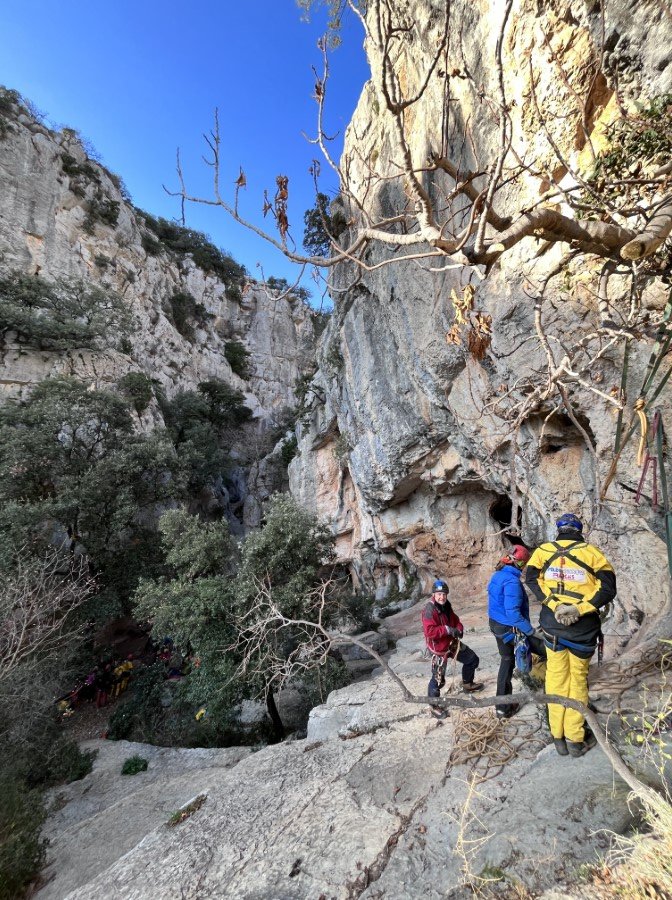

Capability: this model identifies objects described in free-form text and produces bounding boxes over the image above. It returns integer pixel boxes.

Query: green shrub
[107,664,166,742]
[0,271,130,350]
[0,776,47,900]
[139,213,246,282]
[225,282,242,303]
[0,87,21,140]
[118,372,154,415]
[303,192,348,257]
[340,592,375,632]
[141,233,162,256]
[585,94,672,216]
[83,191,120,234]
[266,276,289,292]
[224,340,251,379]
[197,379,252,426]
[167,291,208,341]
[60,152,99,182]
[279,435,298,467]
[121,755,148,776]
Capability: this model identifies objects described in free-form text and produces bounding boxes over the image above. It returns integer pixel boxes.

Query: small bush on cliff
[140,213,246,283]
[167,291,208,341]
[224,339,251,379]
[118,372,154,416]
[0,272,130,351]
[303,192,348,257]
[0,87,22,140]
[121,755,148,776]
[82,190,120,234]
[60,152,99,182]
[279,434,298,467]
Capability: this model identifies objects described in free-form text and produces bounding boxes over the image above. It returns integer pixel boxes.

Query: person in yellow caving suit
[524,513,616,758]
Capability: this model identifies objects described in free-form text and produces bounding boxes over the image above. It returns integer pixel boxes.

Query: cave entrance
[489,494,525,548]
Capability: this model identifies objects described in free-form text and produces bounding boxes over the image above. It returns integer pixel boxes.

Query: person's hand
[445,626,461,638]
[555,603,580,626]
[531,628,545,641]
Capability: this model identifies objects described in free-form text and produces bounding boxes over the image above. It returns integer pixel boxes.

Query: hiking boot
[553,738,569,756]
[462,681,484,693]
[429,706,450,720]
[495,703,520,719]
[566,731,597,757]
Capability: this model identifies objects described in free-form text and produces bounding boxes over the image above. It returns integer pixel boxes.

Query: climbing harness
[538,540,597,601]
[542,630,603,663]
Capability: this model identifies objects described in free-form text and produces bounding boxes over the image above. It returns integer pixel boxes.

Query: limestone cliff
[291,0,672,655]
[0,93,317,525]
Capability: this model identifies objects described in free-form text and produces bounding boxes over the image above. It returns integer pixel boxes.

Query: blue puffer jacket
[487,564,534,638]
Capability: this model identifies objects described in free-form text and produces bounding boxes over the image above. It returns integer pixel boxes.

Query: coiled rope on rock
[447,708,548,782]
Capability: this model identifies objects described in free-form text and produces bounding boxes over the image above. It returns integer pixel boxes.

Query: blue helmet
[432,579,449,593]
[556,513,583,532]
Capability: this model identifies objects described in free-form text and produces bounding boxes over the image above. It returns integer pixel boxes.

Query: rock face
[290,0,672,655]
[41,605,641,899]
[0,107,315,413]
[38,740,251,900]
[0,98,317,524]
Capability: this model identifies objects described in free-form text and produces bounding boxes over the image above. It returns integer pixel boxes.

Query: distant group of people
[58,655,136,715]
[422,512,616,758]
[57,635,196,719]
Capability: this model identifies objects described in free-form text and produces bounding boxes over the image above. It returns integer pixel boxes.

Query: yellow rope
[635,397,649,467]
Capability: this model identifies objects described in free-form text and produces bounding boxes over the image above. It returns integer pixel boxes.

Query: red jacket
[422,600,464,656]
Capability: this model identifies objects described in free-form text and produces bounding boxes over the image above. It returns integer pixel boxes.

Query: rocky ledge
[36,600,649,900]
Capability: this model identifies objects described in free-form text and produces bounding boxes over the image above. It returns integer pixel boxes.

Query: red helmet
[511,545,531,564]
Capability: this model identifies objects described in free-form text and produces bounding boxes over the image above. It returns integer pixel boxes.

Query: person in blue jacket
[488,545,546,718]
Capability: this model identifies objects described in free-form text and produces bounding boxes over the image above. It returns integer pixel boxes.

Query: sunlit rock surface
[290,0,672,655]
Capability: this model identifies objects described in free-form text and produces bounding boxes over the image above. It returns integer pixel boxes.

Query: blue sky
[0,1,369,307]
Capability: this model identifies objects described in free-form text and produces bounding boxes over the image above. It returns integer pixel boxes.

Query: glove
[554,603,580,626]
[445,626,461,638]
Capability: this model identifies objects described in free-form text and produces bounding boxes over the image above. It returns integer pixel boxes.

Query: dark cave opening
[539,412,596,454]
[489,494,526,548]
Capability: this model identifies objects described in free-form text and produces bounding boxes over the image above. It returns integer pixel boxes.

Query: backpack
[514,631,532,674]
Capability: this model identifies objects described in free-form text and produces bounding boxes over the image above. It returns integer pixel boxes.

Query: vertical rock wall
[0,102,315,415]
[0,99,318,527]
[291,0,672,652]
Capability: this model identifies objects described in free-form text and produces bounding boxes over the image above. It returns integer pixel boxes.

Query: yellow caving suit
[524,535,616,744]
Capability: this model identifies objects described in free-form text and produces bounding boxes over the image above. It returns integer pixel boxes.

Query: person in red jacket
[422,579,483,719]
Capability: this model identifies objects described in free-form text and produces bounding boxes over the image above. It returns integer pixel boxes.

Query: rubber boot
[553,738,569,756]
[496,703,520,719]
[566,732,597,757]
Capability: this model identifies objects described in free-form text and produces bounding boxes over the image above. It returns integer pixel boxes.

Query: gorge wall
[290,0,672,656]
[0,95,317,527]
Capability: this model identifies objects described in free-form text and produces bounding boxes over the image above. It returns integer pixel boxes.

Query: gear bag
[514,631,532,674]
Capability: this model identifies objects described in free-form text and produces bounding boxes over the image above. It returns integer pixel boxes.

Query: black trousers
[492,632,546,711]
[428,645,479,699]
